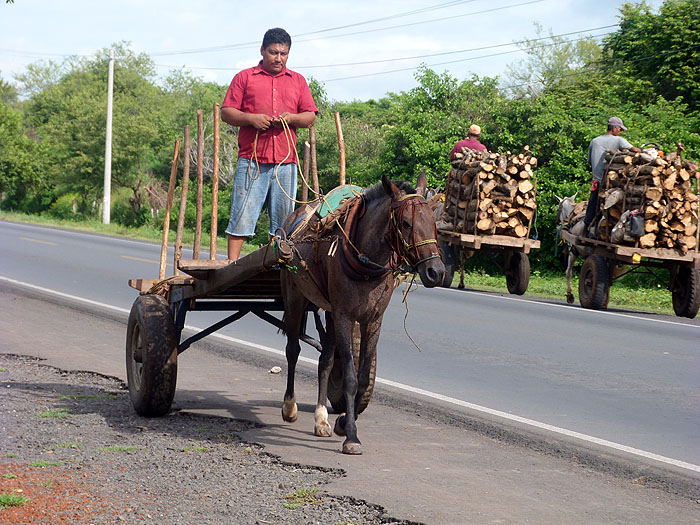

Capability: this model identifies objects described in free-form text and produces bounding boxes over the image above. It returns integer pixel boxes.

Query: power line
[150,0,542,57]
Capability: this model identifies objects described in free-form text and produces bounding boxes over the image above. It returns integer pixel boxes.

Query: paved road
[1,219,699,470]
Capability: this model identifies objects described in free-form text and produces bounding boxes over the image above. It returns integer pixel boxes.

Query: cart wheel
[439,241,456,288]
[578,255,610,310]
[672,266,700,318]
[126,294,178,416]
[506,252,530,295]
[328,322,376,415]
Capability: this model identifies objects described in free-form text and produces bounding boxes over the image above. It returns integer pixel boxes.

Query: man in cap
[450,124,487,160]
[582,117,641,234]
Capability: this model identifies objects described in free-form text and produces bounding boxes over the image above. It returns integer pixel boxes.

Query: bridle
[387,193,441,272]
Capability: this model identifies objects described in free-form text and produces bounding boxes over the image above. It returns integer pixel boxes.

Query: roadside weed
[29,460,64,467]
[183,444,212,453]
[40,480,54,488]
[96,445,139,453]
[4,453,17,459]
[38,408,71,418]
[57,394,117,400]
[0,367,6,372]
[54,441,83,449]
[284,487,320,509]
[0,491,30,508]
[2,473,18,479]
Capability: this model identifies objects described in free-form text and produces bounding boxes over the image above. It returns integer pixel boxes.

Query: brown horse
[280,173,445,455]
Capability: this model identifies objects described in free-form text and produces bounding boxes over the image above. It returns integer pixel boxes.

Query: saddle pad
[317,184,364,218]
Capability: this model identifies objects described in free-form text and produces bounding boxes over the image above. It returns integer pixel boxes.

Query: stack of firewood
[600,148,699,253]
[439,146,538,237]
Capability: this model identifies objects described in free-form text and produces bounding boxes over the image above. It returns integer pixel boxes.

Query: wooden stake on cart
[310,125,319,194]
[302,141,311,203]
[193,109,204,259]
[334,112,346,185]
[210,103,220,260]
[159,139,180,280]
[174,125,191,275]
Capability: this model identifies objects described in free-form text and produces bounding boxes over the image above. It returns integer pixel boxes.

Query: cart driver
[583,117,641,236]
[450,124,487,160]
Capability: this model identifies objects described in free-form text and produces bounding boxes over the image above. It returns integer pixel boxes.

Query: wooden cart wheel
[126,294,178,417]
[672,266,700,318]
[439,240,456,288]
[328,322,376,415]
[505,252,530,295]
[578,254,610,310]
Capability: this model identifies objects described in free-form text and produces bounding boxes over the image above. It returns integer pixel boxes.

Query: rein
[339,192,440,281]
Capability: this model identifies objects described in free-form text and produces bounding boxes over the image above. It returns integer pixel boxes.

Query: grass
[446,266,676,316]
[96,445,139,453]
[2,473,18,479]
[38,408,71,419]
[0,367,6,372]
[57,394,117,400]
[4,453,17,459]
[29,460,64,467]
[53,441,83,450]
[0,491,30,508]
[182,445,212,453]
[283,487,321,509]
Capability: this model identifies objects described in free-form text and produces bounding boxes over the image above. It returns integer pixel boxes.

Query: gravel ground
[0,353,416,525]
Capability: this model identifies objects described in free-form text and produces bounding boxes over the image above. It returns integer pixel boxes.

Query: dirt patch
[0,354,417,524]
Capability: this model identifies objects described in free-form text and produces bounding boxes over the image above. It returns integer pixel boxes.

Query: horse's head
[555,193,577,225]
[382,173,446,288]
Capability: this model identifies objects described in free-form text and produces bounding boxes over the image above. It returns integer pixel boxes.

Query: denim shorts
[225,158,298,237]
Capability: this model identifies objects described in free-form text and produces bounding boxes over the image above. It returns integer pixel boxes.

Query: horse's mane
[363,180,416,204]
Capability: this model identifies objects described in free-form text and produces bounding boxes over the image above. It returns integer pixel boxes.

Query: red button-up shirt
[222,62,318,164]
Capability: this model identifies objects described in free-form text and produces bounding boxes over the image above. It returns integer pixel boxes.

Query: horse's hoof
[281,402,298,423]
[342,439,362,455]
[334,414,346,437]
[314,421,332,437]
[566,293,574,304]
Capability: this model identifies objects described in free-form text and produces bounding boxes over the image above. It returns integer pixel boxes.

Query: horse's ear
[416,170,427,196]
[381,175,400,198]
[554,194,562,203]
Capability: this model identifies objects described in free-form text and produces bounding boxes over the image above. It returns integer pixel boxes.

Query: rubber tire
[328,322,376,415]
[506,252,530,295]
[672,267,700,318]
[578,254,610,310]
[439,241,456,288]
[126,294,178,417]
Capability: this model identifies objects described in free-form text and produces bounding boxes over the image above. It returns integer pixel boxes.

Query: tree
[505,22,601,98]
[602,0,700,110]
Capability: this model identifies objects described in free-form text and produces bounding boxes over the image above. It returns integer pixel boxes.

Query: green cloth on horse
[317,185,364,218]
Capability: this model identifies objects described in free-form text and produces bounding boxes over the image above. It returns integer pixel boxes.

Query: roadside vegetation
[1,1,697,312]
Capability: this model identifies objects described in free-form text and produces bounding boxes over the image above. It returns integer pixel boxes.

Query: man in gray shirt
[583,117,641,233]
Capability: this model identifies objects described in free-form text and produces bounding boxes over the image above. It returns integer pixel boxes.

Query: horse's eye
[402,218,412,229]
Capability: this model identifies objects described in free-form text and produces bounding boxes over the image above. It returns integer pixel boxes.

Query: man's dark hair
[262,28,292,49]
[607,124,615,132]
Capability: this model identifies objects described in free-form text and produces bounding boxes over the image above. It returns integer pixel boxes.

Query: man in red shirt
[222,27,318,260]
[449,124,487,160]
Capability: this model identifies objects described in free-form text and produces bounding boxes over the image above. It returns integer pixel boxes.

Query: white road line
[2,275,698,474]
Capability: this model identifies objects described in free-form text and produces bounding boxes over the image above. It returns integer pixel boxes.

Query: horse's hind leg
[281,279,307,424]
[314,311,335,437]
[333,316,362,455]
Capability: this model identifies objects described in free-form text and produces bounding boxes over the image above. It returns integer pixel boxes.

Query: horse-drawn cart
[559,229,700,318]
[437,231,540,294]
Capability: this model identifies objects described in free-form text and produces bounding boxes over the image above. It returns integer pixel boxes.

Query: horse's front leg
[314,312,335,437]
[565,248,576,304]
[333,316,361,455]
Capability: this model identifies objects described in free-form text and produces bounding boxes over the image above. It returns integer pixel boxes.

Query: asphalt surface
[1,281,699,524]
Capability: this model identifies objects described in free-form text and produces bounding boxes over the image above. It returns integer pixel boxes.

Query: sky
[0,0,667,102]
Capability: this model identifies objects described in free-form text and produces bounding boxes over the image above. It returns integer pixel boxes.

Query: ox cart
[559,229,700,318]
[437,231,540,295]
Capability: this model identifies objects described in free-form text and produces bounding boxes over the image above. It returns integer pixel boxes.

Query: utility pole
[102,49,114,224]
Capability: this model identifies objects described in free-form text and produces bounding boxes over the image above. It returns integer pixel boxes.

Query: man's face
[261,43,289,76]
[611,126,623,136]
